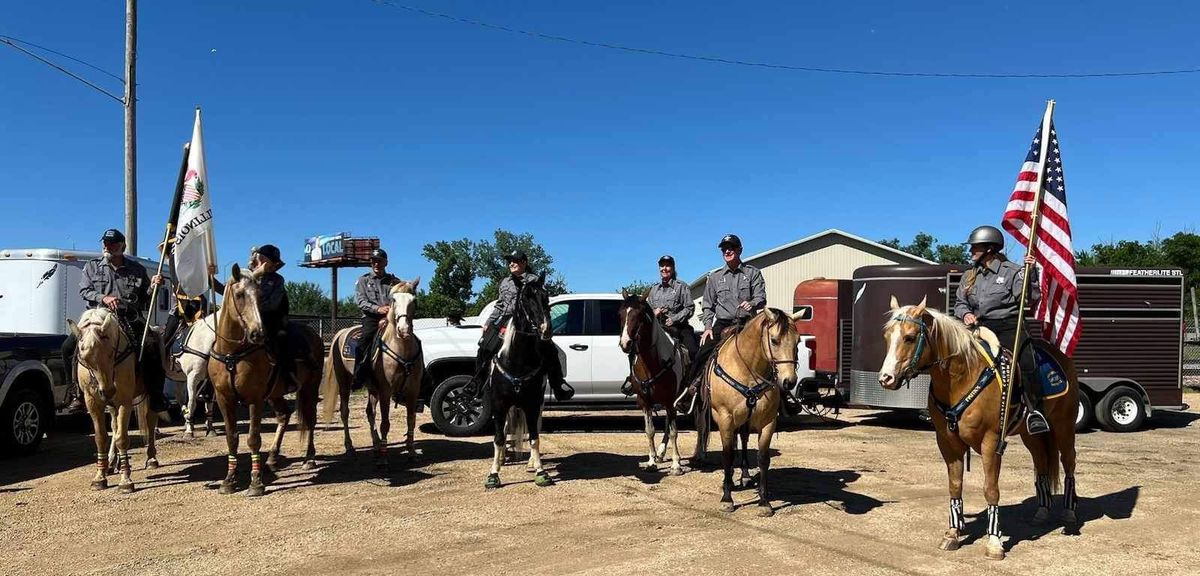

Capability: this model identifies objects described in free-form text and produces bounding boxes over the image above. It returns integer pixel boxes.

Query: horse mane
[79,307,116,332]
[885,305,984,364]
[391,281,416,295]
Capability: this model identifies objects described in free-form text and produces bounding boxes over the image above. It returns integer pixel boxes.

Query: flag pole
[140,142,191,360]
[998,99,1055,455]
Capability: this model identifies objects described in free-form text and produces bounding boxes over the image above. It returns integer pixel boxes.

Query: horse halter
[216,280,259,347]
[889,313,935,385]
[77,318,134,403]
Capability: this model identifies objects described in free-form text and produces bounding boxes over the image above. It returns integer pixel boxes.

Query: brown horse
[879,297,1078,560]
[695,308,802,517]
[320,278,423,468]
[71,308,160,493]
[208,264,324,497]
[617,290,687,475]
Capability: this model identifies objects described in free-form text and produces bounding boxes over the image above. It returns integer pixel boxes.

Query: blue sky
[3,1,1198,298]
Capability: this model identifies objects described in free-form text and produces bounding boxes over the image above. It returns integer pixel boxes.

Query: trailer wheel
[1074,391,1093,432]
[1096,386,1146,433]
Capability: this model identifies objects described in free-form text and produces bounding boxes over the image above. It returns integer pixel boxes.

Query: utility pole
[124,0,137,255]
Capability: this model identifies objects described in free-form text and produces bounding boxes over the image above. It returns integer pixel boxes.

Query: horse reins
[623,304,678,396]
[714,314,798,409]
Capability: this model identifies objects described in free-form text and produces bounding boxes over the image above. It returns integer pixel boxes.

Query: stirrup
[673,387,697,414]
[551,381,575,401]
[620,379,634,397]
[1025,410,1050,435]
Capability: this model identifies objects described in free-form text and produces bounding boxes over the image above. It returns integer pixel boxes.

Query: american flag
[1002,119,1081,356]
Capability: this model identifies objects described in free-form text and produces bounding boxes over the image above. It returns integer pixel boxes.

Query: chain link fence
[291,315,466,345]
[1185,319,1200,389]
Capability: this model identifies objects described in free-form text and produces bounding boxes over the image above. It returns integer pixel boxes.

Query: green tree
[422,238,476,304]
[935,244,969,265]
[1076,239,1166,268]
[472,229,568,297]
[1161,232,1200,288]
[286,281,358,317]
[619,280,656,296]
[415,290,464,319]
[880,232,968,265]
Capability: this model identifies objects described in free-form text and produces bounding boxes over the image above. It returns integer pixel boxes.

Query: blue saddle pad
[340,326,364,361]
[169,324,192,357]
[1033,346,1069,399]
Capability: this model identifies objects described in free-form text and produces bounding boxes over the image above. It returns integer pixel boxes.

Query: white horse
[164,313,219,437]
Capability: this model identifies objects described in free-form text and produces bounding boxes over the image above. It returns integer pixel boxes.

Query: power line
[0,34,124,82]
[0,37,124,104]
[375,1,1200,79]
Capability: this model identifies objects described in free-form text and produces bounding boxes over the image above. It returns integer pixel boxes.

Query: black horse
[485,275,555,489]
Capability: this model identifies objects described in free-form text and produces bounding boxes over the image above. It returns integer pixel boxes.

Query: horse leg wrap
[96,452,108,473]
[1036,475,1052,509]
[251,453,262,475]
[1064,476,1077,510]
[227,454,238,473]
[986,505,1001,538]
[949,498,965,530]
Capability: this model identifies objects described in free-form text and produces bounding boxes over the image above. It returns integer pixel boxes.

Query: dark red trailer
[792,278,852,391]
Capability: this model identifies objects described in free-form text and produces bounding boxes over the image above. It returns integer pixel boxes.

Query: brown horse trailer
[792,279,852,398]
[849,264,1187,432]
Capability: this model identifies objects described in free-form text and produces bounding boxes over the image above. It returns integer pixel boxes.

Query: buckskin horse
[617,290,687,476]
[320,278,424,468]
[208,264,324,496]
[70,308,161,493]
[879,297,1078,560]
[485,274,555,489]
[694,308,802,516]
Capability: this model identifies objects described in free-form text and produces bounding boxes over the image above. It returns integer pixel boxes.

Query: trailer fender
[1078,377,1153,418]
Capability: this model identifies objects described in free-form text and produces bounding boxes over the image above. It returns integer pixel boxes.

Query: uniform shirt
[953,258,1040,322]
[701,263,766,329]
[258,270,289,321]
[79,256,152,322]
[355,271,401,318]
[485,272,540,327]
[647,278,694,326]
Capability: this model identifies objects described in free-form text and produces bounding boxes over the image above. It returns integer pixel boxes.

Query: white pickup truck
[416,293,814,436]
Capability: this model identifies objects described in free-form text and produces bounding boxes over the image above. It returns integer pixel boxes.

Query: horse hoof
[218,481,237,495]
[186,430,195,439]
[756,505,775,518]
[302,460,317,471]
[1062,509,1078,526]
[669,467,684,477]
[118,482,134,494]
[90,478,108,490]
[246,483,266,498]
[985,538,1005,561]
[534,472,554,487]
[638,461,656,471]
[720,502,736,514]
[146,459,159,470]
[939,537,960,551]
[485,474,501,490]
[1032,507,1050,525]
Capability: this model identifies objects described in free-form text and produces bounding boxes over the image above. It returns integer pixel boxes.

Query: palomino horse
[617,290,687,476]
[208,264,324,496]
[485,274,554,489]
[695,308,802,516]
[71,308,160,493]
[320,278,424,468]
[164,313,218,437]
[879,297,1078,560]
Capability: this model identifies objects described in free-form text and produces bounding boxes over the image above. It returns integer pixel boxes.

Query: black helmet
[965,225,1005,248]
[256,244,284,266]
[503,250,529,263]
[370,248,388,261]
[718,234,742,250]
[657,254,675,266]
[101,229,126,244]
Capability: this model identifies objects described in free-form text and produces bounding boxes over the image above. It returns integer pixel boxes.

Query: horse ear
[916,295,928,311]
[621,288,629,299]
[412,276,421,290]
[889,294,900,310]
[232,263,242,282]
[67,318,80,339]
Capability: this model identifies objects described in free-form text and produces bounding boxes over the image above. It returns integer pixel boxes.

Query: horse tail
[509,406,529,453]
[1044,429,1062,494]
[319,331,343,425]
[693,383,711,460]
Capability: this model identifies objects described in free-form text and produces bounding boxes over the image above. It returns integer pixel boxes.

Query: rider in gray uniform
[464,250,574,401]
[646,255,697,360]
[61,229,168,413]
[353,248,400,391]
[953,225,1048,435]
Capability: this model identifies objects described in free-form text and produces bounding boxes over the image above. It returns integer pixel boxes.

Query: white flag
[173,109,217,296]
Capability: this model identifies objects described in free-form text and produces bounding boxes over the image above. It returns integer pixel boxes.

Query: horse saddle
[340,325,364,362]
[1031,341,1070,400]
[169,323,194,358]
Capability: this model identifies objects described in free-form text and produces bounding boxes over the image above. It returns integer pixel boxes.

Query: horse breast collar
[932,339,1018,434]
[378,336,423,379]
[713,359,773,409]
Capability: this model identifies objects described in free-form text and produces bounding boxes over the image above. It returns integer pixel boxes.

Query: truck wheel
[1074,391,1093,432]
[1096,386,1146,433]
[430,375,491,437]
[1,388,46,455]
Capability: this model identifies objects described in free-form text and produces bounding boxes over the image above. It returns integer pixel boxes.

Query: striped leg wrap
[949,498,965,530]
[251,453,262,473]
[1064,475,1077,510]
[120,453,131,474]
[96,452,107,471]
[227,454,238,472]
[986,505,1001,537]
[1036,475,1052,509]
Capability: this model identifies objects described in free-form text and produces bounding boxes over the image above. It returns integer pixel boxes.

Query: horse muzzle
[878,371,902,390]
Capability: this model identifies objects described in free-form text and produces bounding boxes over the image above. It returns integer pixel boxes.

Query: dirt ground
[2,392,1198,576]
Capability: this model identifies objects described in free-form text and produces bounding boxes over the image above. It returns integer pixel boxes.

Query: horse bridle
[738,315,799,386]
[77,317,135,405]
[889,313,940,386]
[622,302,676,390]
[509,285,549,339]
